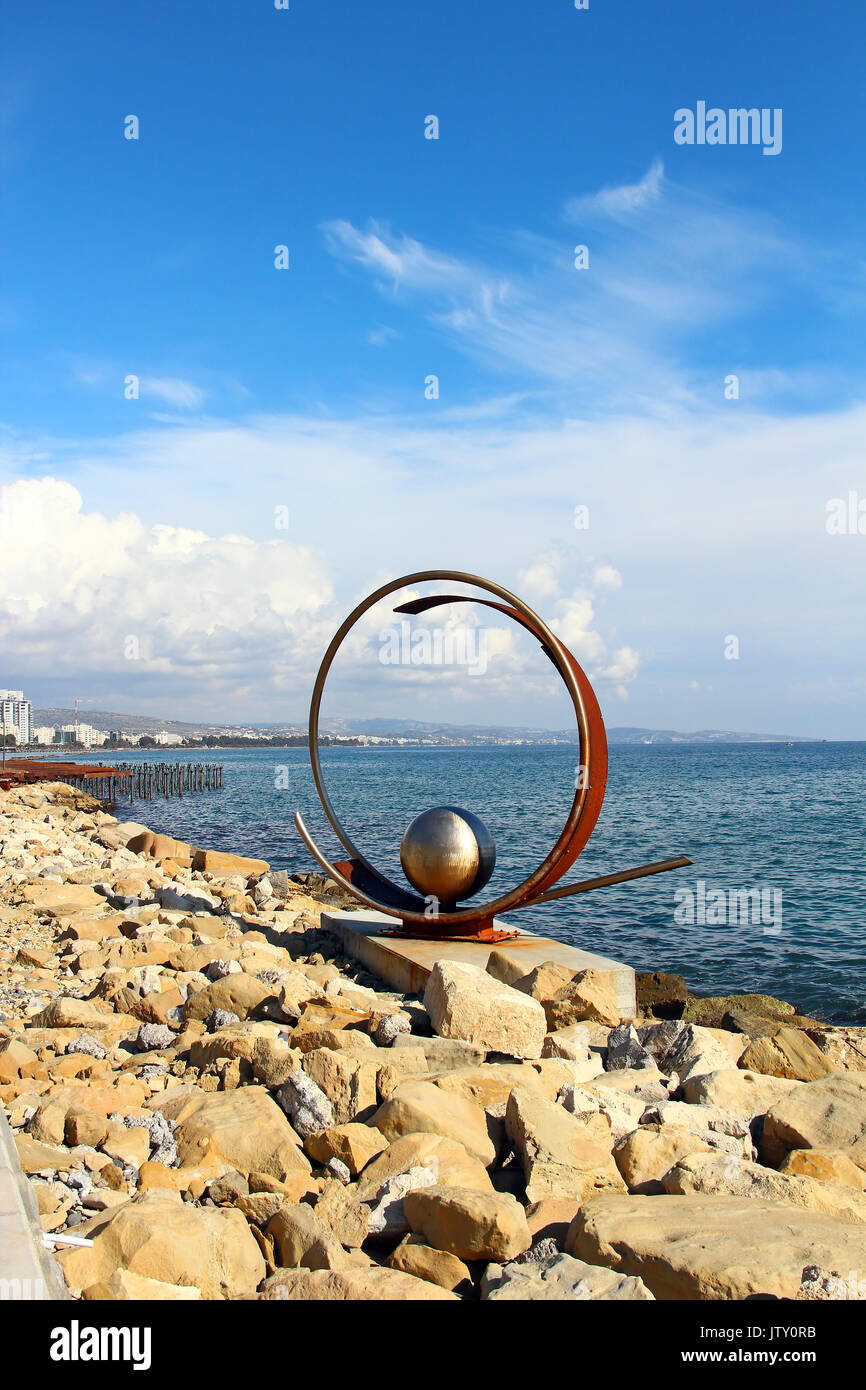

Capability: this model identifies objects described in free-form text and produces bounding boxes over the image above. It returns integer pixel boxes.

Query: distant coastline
[26,706,830,751]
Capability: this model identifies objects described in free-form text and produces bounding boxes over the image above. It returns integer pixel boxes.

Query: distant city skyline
[2,4,864,737]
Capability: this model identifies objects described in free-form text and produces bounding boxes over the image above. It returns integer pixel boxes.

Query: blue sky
[2,0,865,735]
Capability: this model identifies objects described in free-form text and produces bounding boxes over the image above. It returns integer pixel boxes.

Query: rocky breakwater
[1,781,865,1301]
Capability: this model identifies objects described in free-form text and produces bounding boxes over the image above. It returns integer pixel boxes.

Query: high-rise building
[0,690,32,746]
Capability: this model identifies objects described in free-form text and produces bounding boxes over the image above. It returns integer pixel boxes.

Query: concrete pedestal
[321,909,636,1019]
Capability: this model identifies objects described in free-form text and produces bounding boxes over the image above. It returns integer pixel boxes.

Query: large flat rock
[567,1193,866,1300]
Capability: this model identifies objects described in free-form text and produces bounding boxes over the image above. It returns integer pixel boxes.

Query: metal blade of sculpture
[294,571,692,942]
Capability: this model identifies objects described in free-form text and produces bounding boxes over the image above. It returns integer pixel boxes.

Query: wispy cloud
[140,377,206,409]
[322,179,814,415]
[565,158,665,222]
[366,324,400,347]
[323,219,475,293]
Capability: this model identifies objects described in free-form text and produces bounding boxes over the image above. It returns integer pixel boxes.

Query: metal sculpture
[294,570,691,942]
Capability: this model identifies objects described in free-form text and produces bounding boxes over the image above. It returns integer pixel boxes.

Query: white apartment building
[58,722,106,749]
[0,690,32,746]
[32,726,58,745]
[154,731,184,746]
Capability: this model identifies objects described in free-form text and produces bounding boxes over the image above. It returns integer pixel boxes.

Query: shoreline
[1,780,865,1302]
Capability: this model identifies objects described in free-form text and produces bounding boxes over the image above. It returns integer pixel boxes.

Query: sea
[85,742,865,1025]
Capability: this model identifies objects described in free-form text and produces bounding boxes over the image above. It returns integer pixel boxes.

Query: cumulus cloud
[516,553,640,696]
[0,477,334,707]
[0,477,640,721]
[592,564,622,590]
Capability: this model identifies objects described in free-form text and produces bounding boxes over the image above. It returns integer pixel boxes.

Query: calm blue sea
[89,743,865,1024]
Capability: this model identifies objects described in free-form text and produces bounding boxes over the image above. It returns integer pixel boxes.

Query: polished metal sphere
[400,806,496,902]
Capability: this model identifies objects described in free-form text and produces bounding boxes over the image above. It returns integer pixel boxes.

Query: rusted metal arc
[524,856,693,907]
[394,592,609,908]
[302,570,595,928]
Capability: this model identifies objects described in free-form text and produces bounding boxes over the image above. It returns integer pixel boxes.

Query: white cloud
[0,473,641,721]
[565,158,665,222]
[593,564,622,590]
[3,392,865,733]
[0,477,334,711]
[322,220,474,293]
[322,183,807,413]
[366,324,399,347]
[140,377,206,409]
[518,556,562,600]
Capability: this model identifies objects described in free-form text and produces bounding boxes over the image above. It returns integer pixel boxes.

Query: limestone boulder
[387,1235,472,1293]
[184,974,273,1023]
[56,1190,264,1299]
[29,998,119,1030]
[258,1267,458,1300]
[780,1149,866,1190]
[21,882,105,915]
[505,1085,626,1204]
[559,1082,645,1144]
[313,1180,372,1248]
[643,1100,753,1161]
[404,1184,531,1262]
[484,1252,654,1301]
[304,1122,388,1175]
[266,1204,353,1271]
[427,1064,528,1108]
[370,1081,496,1167]
[519,966,620,1031]
[423,959,546,1059]
[761,1074,866,1169]
[301,1047,379,1124]
[662,1151,866,1223]
[14,1133,76,1173]
[541,1023,597,1061]
[738,1028,836,1082]
[613,1125,715,1194]
[82,1270,202,1300]
[657,1023,744,1083]
[485,950,527,988]
[808,1027,866,1074]
[568,1193,866,1300]
[157,1085,311,1179]
[387,1041,478,1084]
[681,1067,801,1118]
[0,1038,40,1082]
[356,1133,493,1199]
[191,849,270,876]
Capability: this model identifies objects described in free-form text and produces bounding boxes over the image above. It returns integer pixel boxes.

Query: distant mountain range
[33,708,822,744]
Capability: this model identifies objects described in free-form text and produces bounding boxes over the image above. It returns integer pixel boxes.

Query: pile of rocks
[1,781,865,1301]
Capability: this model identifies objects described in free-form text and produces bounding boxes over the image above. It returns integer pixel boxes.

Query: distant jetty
[0,758,224,806]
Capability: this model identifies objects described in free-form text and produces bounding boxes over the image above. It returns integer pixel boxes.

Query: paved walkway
[0,1109,68,1300]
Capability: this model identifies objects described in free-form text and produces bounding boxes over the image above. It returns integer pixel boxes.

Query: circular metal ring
[303,570,597,926]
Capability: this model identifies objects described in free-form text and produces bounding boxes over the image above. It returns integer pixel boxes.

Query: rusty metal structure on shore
[295,570,692,943]
[0,758,224,806]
